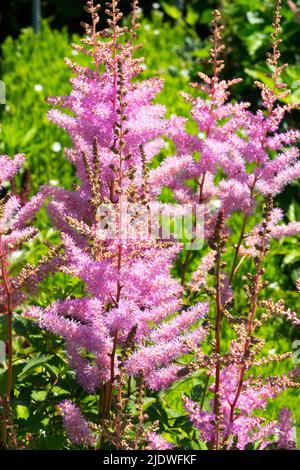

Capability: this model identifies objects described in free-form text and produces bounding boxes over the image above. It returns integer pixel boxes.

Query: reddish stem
[212,242,223,449]
[229,233,266,423]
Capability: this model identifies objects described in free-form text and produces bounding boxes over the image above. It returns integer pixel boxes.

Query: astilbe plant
[151,3,300,450]
[0,154,59,449]
[27,1,208,449]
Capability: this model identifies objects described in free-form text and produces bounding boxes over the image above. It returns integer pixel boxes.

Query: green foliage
[0,22,75,192]
[161,0,300,106]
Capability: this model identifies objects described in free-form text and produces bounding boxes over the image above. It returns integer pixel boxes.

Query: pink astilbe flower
[0,154,25,184]
[184,365,293,450]
[126,325,208,386]
[188,251,216,292]
[146,364,184,390]
[151,5,299,245]
[0,155,48,310]
[146,432,174,450]
[240,208,300,259]
[149,302,208,343]
[183,397,215,443]
[276,408,296,449]
[59,401,95,446]
[28,299,112,390]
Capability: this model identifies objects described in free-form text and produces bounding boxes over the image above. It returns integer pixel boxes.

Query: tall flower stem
[228,199,272,424]
[210,210,225,450]
[100,1,125,421]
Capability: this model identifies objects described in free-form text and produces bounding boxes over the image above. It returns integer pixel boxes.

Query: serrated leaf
[31,390,47,401]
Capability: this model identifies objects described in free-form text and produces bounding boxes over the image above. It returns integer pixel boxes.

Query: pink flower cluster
[59,400,95,446]
[184,365,295,450]
[0,154,46,310]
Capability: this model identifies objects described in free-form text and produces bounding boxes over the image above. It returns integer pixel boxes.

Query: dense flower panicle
[59,401,95,446]
[146,432,174,450]
[47,64,185,215]
[149,154,199,199]
[152,26,300,241]
[183,397,215,443]
[0,154,25,184]
[184,365,296,450]
[28,299,112,390]
[0,154,49,309]
[277,408,296,449]
[126,326,207,383]
[11,192,45,231]
[188,251,216,291]
[271,221,300,238]
[146,364,184,390]
[149,302,208,343]
[30,4,210,445]
[240,207,300,259]
[154,92,300,235]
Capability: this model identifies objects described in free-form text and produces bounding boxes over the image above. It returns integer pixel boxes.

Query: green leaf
[287,203,297,222]
[0,315,8,341]
[16,404,30,420]
[30,436,66,450]
[21,127,37,147]
[18,355,53,380]
[161,2,181,20]
[246,11,264,25]
[244,32,265,56]
[142,397,156,410]
[0,363,25,395]
[199,9,212,25]
[186,7,198,27]
[31,390,48,402]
